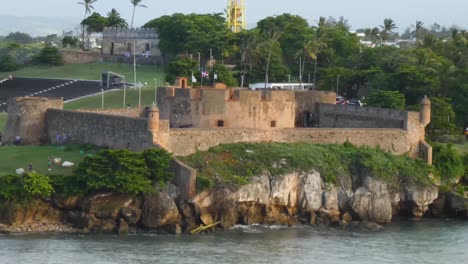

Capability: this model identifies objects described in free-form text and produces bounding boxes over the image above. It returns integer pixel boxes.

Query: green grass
[5,62,165,85]
[64,86,161,109]
[0,112,6,133]
[0,144,100,176]
[179,142,434,190]
[452,142,468,155]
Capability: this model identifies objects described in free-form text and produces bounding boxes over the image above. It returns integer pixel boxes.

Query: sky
[1,0,467,32]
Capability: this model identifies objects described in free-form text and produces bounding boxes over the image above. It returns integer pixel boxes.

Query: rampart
[317,103,408,128]
[3,97,63,144]
[59,49,100,64]
[101,27,162,65]
[46,109,155,152]
[74,108,147,118]
[157,87,336,129]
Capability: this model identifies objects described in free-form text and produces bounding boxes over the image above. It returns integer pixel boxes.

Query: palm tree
[380,18,397,42]
[130,0,147,28]
[107,8,128,28]
[239,32,261,87]
[263,26,281,87]
[78,0,97,45]
[411,21,426,42]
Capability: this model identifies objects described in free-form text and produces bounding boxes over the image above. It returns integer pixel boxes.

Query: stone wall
[170,158,197,201]
[295,91,336,127]
[317,104,408,128]
[3,97,63,144]
[157,128,411,157]
[59,49,100,64]
[74,108,147,118]
[157,87,313,129]
[46,109,155,152]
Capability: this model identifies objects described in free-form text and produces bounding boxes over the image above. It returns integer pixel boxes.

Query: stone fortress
[4,79,432,164]
[100,27,162,65]
[2,81,432,200]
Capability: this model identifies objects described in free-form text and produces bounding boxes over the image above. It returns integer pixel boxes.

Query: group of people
[0,133,20,146]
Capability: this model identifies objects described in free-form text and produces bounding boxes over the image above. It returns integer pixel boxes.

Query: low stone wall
[170,158,197,201]
[160,128,412,157]
[60,49,100,64]
[75,108,146,118]
[46,109,155,152]
[317,104,408,129]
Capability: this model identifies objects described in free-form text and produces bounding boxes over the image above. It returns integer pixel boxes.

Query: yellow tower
[227,0,247,33]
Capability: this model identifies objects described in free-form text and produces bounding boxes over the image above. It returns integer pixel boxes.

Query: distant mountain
[0,15,80,37]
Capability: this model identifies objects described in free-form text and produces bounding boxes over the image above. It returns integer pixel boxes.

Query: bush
[73,148,173,195]
[180,143,433,188]
[33,45,64,66]
[363,90,406,110]
[0,54,19,72]
[0,173,53,201]
[432,143,464,184]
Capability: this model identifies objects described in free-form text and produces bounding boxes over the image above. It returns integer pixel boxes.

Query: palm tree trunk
[82,10,87,48]
[131,6,136,28]
[264,41,273,89]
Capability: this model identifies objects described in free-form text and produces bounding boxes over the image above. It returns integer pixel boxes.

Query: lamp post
[336,75,341,95]
[154,78,157,104]
[133,41,136,92]
[287,74,291,83]
[138,82,142,108]
[197,52,201,71]
[101,89,104,109]
[123,83,126,108]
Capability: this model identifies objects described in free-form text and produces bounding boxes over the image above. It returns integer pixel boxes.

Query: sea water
[0,219,466,264]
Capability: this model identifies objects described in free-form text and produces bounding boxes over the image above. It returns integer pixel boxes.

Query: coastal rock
[81,193,141,220]
[118,219,129,235]
[233,174,270,204]
[323,185,339,211]
[141,192,180,229]
[53,195,80,210]
[238,202,265,225]
[270,173,300,207]
[299,171,324,211]
[1,200,61,225]
[337,174,353,211]
[351,185,392,224]
[402,185,438,217]
[448,193,468,218]
[120,206,142,225]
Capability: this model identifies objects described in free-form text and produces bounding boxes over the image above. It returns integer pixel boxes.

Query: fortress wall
[74,108,146,118]
[295,91,336,126]
[317,104,407,128]
[59,49,100,64]
[163,128,411,157]
[46,109,155,152]
[4,97,63,144]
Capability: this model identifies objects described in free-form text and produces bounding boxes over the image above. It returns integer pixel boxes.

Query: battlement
[102,27,159,39]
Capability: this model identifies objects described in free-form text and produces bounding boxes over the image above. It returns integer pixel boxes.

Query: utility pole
[133,40,137,93]
[154,78,157,104]
[101,89,104,109]
[336,75,341,95]
[197,52,201,71]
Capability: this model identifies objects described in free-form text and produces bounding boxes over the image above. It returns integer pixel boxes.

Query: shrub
[432,143,464,184]
[142,148,174,187]
[0,173,53,201]
[0,54,19,72]
[33,45,64,66]
[74,149,152,194]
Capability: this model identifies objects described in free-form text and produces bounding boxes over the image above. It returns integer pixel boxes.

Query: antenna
[227,0,246,33]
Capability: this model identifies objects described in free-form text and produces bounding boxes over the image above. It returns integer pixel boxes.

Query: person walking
[47,157,52,171]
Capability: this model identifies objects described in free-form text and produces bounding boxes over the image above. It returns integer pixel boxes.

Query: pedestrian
[56,133,61,143]
[48,157,52,171]
[0,132,3,145]
[28,163,33,172]
[14,135,21,145]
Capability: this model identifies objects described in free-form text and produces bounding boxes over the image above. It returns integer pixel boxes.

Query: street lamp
[197,52,201,71]
[123,83,126,108]
[101,89,104,109]
[154,78,158,104]
[138,82,142,108]
[336,75,341,95]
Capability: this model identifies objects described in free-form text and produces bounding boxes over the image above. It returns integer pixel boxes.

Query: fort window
[127,43,132,52]
[110,42,114,55]
[217,120,224,127]
[271,120,276,128]
[145,43,150,51]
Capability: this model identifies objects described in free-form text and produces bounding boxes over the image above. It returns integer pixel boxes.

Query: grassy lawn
[0,112,6,133]
[5,62,165,85]
[451,142,468,155]
[0,144,100,176]
[65,86,161,109]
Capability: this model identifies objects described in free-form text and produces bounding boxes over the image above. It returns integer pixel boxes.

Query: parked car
[336,96,346,105]
[346,99,363,106]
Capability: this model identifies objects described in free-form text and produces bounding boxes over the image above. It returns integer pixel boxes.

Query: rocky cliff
[2,168,462,235]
